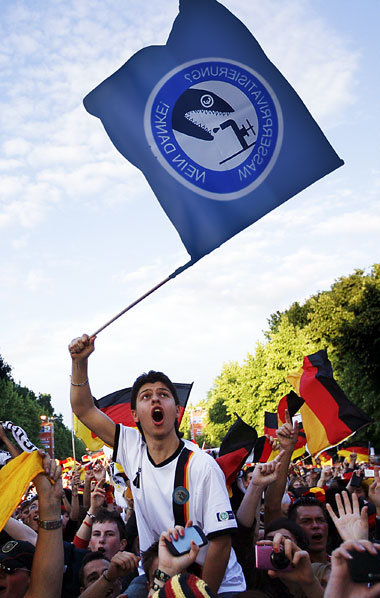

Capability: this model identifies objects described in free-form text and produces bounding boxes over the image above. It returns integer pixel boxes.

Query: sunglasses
[0,563,30,575]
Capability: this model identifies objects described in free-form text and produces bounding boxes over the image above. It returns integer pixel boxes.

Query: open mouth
[152,407,164,424]
[97,547,106,554]
[311,533,323,543]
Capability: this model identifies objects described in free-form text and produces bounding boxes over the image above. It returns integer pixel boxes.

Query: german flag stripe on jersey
[173,448,194,526]
[288,350,372,456]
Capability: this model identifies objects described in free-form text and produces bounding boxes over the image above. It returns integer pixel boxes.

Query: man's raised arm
[69,334,115,447]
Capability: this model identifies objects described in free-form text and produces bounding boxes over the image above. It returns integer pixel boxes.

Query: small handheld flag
[84,0,343,262]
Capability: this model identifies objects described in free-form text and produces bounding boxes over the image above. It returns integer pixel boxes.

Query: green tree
[203,264,380,449]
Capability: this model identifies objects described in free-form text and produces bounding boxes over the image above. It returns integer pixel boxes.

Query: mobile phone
[165,525,208,556]
[255,545,292,572]
[364,469,375,477]
[348,548,380,583]
[350,472,363,487]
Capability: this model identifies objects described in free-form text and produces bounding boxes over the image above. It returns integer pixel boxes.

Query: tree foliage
[202,265,380,449]
[0,370,86,460]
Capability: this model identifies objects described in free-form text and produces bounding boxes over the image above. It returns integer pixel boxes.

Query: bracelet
[152,582,164,592]
[83,520,91,528]
[70,376,89,387]
[38,518,63,530]
[86,511,96,519]
[102,569,113,583]
[154,569,171,582]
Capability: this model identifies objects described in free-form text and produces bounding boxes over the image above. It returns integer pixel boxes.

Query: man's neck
[309,549,329,564]
[146,432,181,465]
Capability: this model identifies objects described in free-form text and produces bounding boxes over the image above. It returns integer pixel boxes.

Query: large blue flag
[84,0,343,262]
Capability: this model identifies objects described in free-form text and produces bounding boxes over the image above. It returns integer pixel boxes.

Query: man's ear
[175,404,181,419]
[120,538,127,551]
[131,409,139,423]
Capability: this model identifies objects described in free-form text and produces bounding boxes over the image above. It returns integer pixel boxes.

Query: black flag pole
[90,260,195,337]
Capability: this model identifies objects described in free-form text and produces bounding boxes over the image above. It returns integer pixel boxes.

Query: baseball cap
[0,540,34,572]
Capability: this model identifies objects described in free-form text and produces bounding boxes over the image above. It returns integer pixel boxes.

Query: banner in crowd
[83,0,343,262]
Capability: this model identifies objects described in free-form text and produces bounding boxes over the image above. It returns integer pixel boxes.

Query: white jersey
[113,425,246,593]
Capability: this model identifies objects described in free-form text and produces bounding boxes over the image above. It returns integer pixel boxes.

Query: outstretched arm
[69,334,115,447]
[25,452,64,598]
[237,451,284,528]
[264,410,298,525]
[0,424,21,459]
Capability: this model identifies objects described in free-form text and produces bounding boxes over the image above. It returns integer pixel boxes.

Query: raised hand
[276,409,299,452]
[250,451,285,488]
[368,466,380,516]
[157,521,200,578]
[68,334,96,361]
[324,540,380,598]
[326,490,368,542]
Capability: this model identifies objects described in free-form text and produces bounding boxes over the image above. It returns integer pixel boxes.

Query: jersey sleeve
[191,453,237,539]
[111,424,142,480]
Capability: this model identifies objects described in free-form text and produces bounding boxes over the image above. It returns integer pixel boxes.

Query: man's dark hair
[93,509,126,541]
[131,371,179,409]
[288,496,327,522]
[78,550,110,588]
[141,541,159,583]
[264,517,309,550]
[130,370,183,439]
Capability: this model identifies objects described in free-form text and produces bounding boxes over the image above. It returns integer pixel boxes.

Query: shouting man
[69,334,245,596]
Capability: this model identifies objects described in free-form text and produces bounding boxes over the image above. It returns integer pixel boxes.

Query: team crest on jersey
[145,58,283,201]
[216,510,235,522]
[173,485,190,505]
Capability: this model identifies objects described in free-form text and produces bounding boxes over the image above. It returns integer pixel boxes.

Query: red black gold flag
[74,382,193,450]
[287,350,372,456]
[277,391,304,426]
[277,391,307,460]
[252,412,278,463]
[337,441,370,463]
[216,414,258,487]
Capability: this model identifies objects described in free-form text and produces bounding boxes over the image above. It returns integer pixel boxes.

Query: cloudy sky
[1,0,379,428]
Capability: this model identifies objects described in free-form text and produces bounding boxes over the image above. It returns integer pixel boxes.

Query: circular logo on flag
[173,486,190,505]
[144,58,283,200]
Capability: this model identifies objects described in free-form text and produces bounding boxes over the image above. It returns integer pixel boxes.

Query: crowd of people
[0,332,379,597]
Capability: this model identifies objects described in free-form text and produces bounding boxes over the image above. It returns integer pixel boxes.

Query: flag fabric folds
[84,0,343,262]
[216,414,257,488]
[253,412,278,463]
[288,350,372,456]
[74,383,193,450]
[337,442,370,463]
[0,451,44,532]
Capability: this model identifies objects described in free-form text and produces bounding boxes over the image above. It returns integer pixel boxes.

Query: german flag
[277,393,307,460]
[288,350,372,456]
[216,414,258,488]
[337,441,370,463]
[318,447,336,465]
[73,382,193,450]
[253,412,278,463]
[277,391,304,425]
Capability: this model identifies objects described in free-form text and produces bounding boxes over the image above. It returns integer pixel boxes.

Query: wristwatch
[37,517,63,530]
[154,569,171,582]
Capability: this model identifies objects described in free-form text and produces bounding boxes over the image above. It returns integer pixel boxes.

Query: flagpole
[71,415,77,464]
[90,260,194,337]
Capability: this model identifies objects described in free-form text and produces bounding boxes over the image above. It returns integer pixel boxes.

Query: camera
[255,545,292,571]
